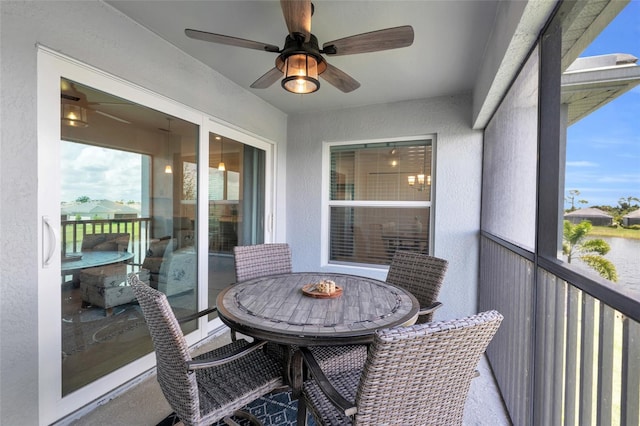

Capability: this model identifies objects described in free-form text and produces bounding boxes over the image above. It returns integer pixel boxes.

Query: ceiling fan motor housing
[275,33,327,74]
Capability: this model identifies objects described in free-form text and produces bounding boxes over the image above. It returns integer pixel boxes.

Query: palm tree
[563,220,618,282]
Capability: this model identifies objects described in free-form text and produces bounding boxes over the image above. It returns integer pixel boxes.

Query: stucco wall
[472,0,556,129]
[286,95,483,321]
[0,1,286,424]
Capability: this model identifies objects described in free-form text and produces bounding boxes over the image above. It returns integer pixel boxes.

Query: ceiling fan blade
[250,67,283,89]
[185,29,280,53]
[93,110,131,125]
[88,101,132,106]
[323,25,414,56]
[280,0,311,42]
[320,63,360,93]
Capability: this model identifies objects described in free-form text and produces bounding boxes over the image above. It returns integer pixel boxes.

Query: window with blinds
[328,139,433,266]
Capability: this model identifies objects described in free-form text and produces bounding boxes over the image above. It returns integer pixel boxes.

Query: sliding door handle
[42,215,58,267]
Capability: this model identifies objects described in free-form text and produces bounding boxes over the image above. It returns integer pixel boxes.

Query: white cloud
[566,161,598,167]
[61,142,143,202]
[599,174,640,184]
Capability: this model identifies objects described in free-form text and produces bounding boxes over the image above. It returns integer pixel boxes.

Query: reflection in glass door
[59,78,199,395]
[207,133,265,311]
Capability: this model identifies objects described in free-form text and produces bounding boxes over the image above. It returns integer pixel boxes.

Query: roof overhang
[561,53,640,125]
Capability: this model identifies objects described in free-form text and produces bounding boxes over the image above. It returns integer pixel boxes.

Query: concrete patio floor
[63,330,512,425]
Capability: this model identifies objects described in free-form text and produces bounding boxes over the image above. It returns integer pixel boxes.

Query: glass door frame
[37,47,275,424]
[202,120,275,328]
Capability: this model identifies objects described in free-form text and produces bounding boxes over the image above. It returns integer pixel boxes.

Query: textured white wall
[482,50,539,251]
[286,95,483,320]
[0,2,285,424]
[472,0,556,129]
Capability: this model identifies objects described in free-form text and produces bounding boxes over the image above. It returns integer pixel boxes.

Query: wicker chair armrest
[187,339,267,370]
[177,306,218,324]
[299,347,358,417]
[417,301,442,317]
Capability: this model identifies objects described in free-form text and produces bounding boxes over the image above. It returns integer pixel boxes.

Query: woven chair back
[354,310,503,426]
[129,274,200,424]
[233,243,292,283]
[81,232,130,252]
[385,251,448,323]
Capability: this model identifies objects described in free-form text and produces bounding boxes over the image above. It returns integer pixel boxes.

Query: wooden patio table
[216,272,419,347]
[217,272,419,394]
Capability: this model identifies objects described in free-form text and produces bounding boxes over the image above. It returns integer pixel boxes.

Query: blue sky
[565,1,640,209]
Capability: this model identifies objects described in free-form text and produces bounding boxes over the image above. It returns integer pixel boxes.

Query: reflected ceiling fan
[61,81,131,127]
[185,0,414,94]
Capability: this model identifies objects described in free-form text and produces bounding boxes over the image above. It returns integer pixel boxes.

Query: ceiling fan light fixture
[218,138,226,171]
[164,117,173,174]
[61,104,89,128]
[282,53,319,94]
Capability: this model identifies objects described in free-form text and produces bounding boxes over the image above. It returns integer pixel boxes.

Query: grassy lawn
[590,226,640,240]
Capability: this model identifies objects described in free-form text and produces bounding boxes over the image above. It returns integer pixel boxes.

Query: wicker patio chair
[129,274,284,426]
[386,250,449,324]
[233,243,292,283]
[305,251,449,374]
[232,243,294,366]
[297,310,503,426]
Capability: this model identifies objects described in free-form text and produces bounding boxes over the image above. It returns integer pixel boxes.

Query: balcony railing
[480,234,640,425]
[61,218,153,267]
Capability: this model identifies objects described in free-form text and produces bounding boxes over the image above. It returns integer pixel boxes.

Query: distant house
[564,207,613,226]
[623,208,640,226]
[61,200,140,220]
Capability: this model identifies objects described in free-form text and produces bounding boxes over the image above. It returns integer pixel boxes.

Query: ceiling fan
[61,80,131,127]
[185,0,414,94]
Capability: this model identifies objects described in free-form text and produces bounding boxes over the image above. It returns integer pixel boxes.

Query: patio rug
[156,391,316,426]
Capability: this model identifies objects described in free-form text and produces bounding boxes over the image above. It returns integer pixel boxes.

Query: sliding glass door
[38,50,274,423]
[60,78,200,395]
[207,132,266,313]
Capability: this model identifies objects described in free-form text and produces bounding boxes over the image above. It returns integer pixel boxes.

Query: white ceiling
[106,0,500,115]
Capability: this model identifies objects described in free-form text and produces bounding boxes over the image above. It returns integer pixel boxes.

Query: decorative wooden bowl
[301,283,343,299]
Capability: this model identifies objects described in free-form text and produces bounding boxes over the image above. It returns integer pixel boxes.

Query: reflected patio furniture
[233,243,292,283]
[140,236,196,296]
[381,231,428,253]
[65,232,132,287]
[141,237,177,287]
[297,310,503,426]
[219,216,239,252]
[61,251,134,274]
[157,247,197,297]
[81,232,131,253]
[129,274,284,426]
[74,233,133,311]
[79,264,146,316]
[170,216,196,250]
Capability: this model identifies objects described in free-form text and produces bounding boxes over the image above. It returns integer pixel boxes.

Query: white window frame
[321,135,436,271]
